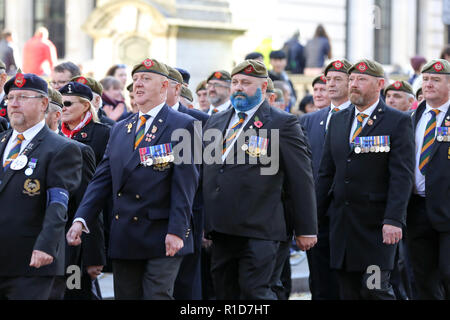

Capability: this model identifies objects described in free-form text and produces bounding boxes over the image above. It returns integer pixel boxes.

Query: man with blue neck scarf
[203,59,317,300]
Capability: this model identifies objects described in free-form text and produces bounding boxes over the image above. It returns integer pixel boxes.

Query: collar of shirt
[425,100,449,124]
[354,99,379,119]
[138,101,166,133]
[330,100,351,112]
[0,91,4,101]
[11,119,46,142]
[209,100,230,114]
[171,101,180,112]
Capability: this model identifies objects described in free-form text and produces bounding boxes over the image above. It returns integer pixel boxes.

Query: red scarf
[61,111,93,139]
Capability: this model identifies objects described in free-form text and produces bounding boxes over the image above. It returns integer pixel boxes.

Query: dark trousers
[336,269,396,300]
[307,218,340,300]
[174,251,202,300]
[407,195,450,300]
[390,239,416,299]
[270,240,290,300]
[49,274,102,300]
[211,233,279,300]
[112,257,182,300]
[0,276,55,300]
[201,245,216,300]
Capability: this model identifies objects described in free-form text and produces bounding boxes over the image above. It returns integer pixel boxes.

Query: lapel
[339,106,356,156]
[0,126,48,193]
[358,100,386,137]
[412,101,426,132]
[318,106,330,136]
[0,130,12,180]
[119,105,170,189]
[73,120,94,144]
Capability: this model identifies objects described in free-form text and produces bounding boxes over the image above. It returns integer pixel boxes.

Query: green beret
[196,80,207,93]
[348,59,384,78]
[415,87,422,100]
[274,88,284,102]
[71,76,103,96]
[312,74,327,87]
[131,58,169,77]
[384,80,414,96]
[231,59,268,78]
[165,65,184,84]
[324,58,352,76]
[47,87,63,107]
[266,78,275,93]
[421,58,450,75]
[0,60,5,70]
[126,83,133,92]
[181,86,193,102]
[207,70,231,82]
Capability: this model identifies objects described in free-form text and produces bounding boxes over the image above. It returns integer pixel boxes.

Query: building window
[374,0,391,64]
[0,0,5,31]
[33,0,65,58]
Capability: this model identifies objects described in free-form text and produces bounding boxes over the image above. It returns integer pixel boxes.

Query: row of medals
[437,135,450,142]
[144,154,175,170]
[354,145,390,154]
[241,144,267,157]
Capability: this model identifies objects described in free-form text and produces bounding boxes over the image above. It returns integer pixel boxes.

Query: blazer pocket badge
[23,179,41,196]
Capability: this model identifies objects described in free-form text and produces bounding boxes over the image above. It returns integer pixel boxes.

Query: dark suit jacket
[203,100,317,241]
[299,107,330,182]
[316,101,415,271]
[70,121,111,166]
[410,101,450,232]
[0,116,7,133]
[75,105,199,259]
[0,125,82,276]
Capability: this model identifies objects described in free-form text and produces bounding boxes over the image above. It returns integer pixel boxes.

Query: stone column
[65,0,94,63]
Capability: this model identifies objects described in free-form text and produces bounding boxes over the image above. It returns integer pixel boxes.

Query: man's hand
[87,265,104,280]
[66,221,83,246]
[295,235,317,251]
[29,250,53,268]
[103,103,125,121]
[382,224,402,245]
[165,234,184,256]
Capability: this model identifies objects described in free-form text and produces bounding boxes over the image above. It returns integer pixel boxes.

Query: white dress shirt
[414,101,449,196]
[2,120,45,166]
[222,100,264,161]
[326,100,351,129]
[171,101,180,112]
[208,100,231,115]
[349,100,379,143]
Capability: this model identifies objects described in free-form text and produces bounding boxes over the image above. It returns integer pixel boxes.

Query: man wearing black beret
[0,71,82,299]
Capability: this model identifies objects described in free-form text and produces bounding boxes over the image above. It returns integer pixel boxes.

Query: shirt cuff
[73,218,90,234]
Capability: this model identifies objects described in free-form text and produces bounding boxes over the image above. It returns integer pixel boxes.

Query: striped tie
[213,108,219,114]
[419,109,440,175]
[331,107,340,113]
[3,134,25,169]
[223,112,246,154]
[134,115,150,150]
[351,113,369,142]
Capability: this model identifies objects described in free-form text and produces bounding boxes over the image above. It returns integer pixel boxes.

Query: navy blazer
[75,105,200,260]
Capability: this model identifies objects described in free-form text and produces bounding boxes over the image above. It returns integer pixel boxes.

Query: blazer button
[345,180,350,184]
[347,159,351,163]
[345,201,350,206]
[117,192,122,197]
[115,214,119,220]
[215,187,220,192]
[133,216,138,221]
[136,194,140,199]
[219,169,224,173]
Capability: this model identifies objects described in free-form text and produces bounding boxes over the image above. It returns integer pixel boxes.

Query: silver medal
[25,167,33,176]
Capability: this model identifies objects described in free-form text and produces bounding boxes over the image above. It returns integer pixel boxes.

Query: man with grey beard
[316,59,415,300]
[205,70,231,115]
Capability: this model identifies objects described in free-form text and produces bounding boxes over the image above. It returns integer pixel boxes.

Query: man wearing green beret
[203,59,317,300]
[206,70,232,115]
[265,77,277,107]
[384,80,415,112]
[312,74,331,110]
[316,58,415,300]
[196,80,209,113]
[407,58,450,299]
[299,58,352,300]
[67,58,200,300]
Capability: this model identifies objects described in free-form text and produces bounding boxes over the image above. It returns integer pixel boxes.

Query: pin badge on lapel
[151,125,158,134]
[145,133,152,142]
[320,121,324,126]
[1,136,5,143]
[81,132,87,138]
[127,123,133,133]
[367,119,374,126]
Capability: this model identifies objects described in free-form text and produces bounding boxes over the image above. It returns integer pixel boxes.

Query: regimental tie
[3,134,25,170]
[213,108,219,114]
[419,109,440,175]
[351,113,369,142]
[134,115,150,150]
[331,107,340,113]
[222,112,247,154]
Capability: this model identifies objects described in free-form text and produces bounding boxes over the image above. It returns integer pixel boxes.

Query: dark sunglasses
[63,101,78,107]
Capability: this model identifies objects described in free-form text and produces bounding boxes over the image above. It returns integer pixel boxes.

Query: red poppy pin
[393,81,402,89]
[14,73,26,88]
[333,60,343,70]
[76,77,87,84]
[433,62,443,72]
[253,115,263,128]
[357,62,367,73]
[214,72,222,79]
[143,59,154,69]
[81,132,87,138]
[0,108,6,117]
[244,65,254,74]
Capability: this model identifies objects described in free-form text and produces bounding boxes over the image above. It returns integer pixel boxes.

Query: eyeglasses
[50,80,70,87]
[5,94,45,103]
[62,101,81,107]
[206,83,230,90]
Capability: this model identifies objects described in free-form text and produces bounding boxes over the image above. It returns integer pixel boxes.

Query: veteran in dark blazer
[0,72,82,299]
[67,58,199,300]
[316,59,415,300]
[165,65,209,300]
[407,59,450,299]
[203,59,317,300]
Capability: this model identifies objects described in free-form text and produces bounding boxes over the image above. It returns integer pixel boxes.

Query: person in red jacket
[22,27,57,76]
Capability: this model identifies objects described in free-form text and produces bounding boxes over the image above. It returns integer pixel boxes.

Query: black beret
[59,82,93,101]
[4,71,48,95]
[269,50,286,60]
[175,68,190,85]
[245,52,264,60]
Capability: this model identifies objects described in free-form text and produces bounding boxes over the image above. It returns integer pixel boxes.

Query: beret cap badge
[333,60,343,70]
[143,59,154,69]
[433,62,443,72]
[357,62,368,72]
[393,81,402,89]
[14,73,26,88]
[214,71,222,79]
[76,77,87,84]
[244,66,254,74]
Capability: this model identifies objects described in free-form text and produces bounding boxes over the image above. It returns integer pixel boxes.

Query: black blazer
[0,126,82,276]
[70,121,111,166]
[316,101,415,271]
[0,116,7,133]
[203,100,317,242]
[410,101,450,232]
